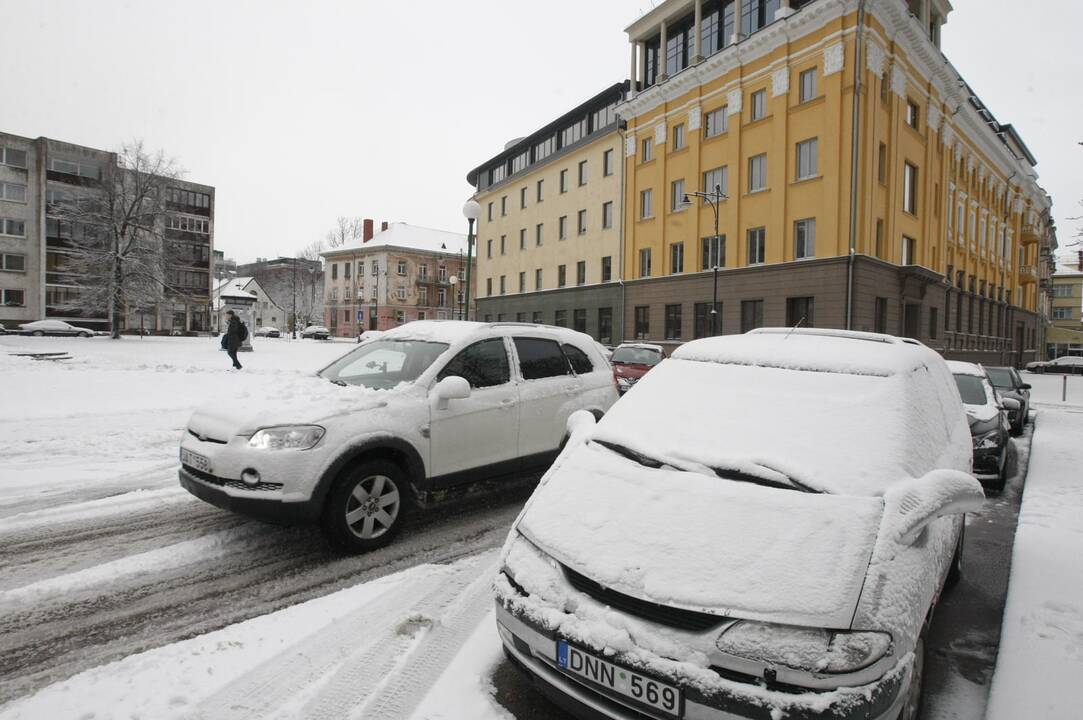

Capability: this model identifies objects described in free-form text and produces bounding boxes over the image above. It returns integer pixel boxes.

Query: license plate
[557,641,681,717]
[180,447,211,473]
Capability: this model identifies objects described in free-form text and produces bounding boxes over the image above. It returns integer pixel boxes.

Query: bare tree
[49,142,184,339]
[325,216,363,248]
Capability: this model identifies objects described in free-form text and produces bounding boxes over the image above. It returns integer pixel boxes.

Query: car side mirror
[1001,397,1020,412]
[884,469,985,546]
[434,376,471,410]
[1020,383,1032,390]
[562,410,597,454]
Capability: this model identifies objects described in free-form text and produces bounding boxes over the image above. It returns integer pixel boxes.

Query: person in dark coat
[224,310,244,370]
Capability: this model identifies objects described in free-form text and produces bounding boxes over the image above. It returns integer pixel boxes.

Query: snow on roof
[379,320,487,345]
[946,360,984,377]
[214,277,257,300]
[329,222,467,255]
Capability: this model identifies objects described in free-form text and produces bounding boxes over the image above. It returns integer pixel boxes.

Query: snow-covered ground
[985,372,1083,720]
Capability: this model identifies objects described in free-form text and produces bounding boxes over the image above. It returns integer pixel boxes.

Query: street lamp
[449,275,460,320]
[683,185,728,336]
[462,199,481,321]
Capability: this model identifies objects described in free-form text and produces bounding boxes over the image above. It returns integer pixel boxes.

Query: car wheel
[897,635,925,720]
[321,460,408,553]
[946,523,964,589]
[32,330,44,337]
[79,331,91,338]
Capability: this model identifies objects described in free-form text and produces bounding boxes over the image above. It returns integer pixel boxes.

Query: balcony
[1019,265,1038,284]
[1020,223,1041,246]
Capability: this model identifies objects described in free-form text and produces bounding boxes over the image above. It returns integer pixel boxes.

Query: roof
[323,222,467,256]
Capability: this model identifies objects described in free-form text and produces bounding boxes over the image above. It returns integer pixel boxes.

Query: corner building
[618,0,1053,364]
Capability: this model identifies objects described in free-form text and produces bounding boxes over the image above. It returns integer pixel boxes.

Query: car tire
[79,331,91,338]
[320,460,409,553]
[946,523,964,589]
[896,634,926,720]
[32,330,44,337]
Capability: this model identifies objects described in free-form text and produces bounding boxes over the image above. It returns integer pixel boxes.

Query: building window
[1,253,25,271]
[486,278,492,296]
[874,297,889,333]
[519,228,526,250]
[665,304,683,340]
[799,68,817,103]
[501,196,507,216]
[578,160,588,186]
[902,235,915,265]
[639,248,652,278]
[576,261,586,286]
[795,218,816,259]
[558,265,567,287]
[671,179,686,211]
[500,275,506,295]
[603,149,614,176]
[1053,307,1073,320]
[520,187,527,209]
[634,306,650,340]
[518,271,526,293]
[602,201,614,229]
[577,209,587,235]
[748,153,767,192]
[747,227,766,265]
[0,147,28,168]
[560,117,588,148]
[929,307,938,340]
[750,89,767,121]
[397,286,406,300]
[532,223,542,247]
[533,311,543,323]
[702,235,725,269]
[878,143,887,185]
[554,309,567,327]
[598,307,613,344]
[703,166,728,197]
[419,286,428,304]
[642,138,653,162]
[704,106,729,137]
[903,162,918,214]
[670,242,684,274]
[795,138,818,180]
[486,239,493,258]
[573,309,587,333]
[500,235,506,255]
[559,216,568,240]
[331,263,338,280]
[786,297,814,328]
[641,188,653,218]
[535,268,543,290]
[487,202,493,221]
[537,178,544,202]
[875,218,884,258]
[694,301,720,339]
[601,256,612,282]
[0,182,27,202]
[906,99,920,129]
[512,151,529,174]
[672,123,686,150]
[2,288,25,306]
[741,300,764,333]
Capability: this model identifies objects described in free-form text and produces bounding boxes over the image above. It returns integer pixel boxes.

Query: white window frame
[795,138,818,180]
[748,154,767,193]
[794,219,816,260]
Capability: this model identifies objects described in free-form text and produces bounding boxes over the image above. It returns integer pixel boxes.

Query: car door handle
[499,398,515,408]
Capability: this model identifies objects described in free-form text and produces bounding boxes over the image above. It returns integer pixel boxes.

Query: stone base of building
[476,283,624,345]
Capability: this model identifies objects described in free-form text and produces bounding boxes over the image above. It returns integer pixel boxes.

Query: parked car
[984,366,1031,435]
[300,325,330,340]
[18,319,96,337]
[179,321,618,551]
[495,328,983,720]
[255,326,281,338]
[1025,355,1083,374]
[357,329,384,344]
[610,342,666,395]
[948,361,1014,492]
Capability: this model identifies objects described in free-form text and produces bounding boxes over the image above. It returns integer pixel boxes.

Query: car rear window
[612,347,662,365]
[562,343,593,374]
[514,337,571,380]
[984,367,1012,388]
[953,374,987,405]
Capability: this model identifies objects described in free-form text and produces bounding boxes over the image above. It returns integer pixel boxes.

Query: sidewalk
[985,374,1083,720]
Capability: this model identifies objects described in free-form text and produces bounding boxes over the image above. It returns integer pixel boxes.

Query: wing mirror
[885,469,985,546]
[564,410,597,450]
[434,376,471,410]
[1020,383,1032,390]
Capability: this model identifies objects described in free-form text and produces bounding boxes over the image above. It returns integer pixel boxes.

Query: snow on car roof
[615,342,664,351]
[379,320,488,345]
[946,360,985,377]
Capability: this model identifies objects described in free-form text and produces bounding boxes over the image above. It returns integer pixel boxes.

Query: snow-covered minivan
[179,321,617,551]
[495,328,983,720]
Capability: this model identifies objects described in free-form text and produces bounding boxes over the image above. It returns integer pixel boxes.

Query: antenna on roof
[784,316,806,340]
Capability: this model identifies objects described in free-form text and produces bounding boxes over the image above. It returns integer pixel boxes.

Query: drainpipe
[617,121,628,344]
[846,0,868,330]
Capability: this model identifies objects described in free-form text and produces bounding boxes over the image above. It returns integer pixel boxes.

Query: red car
[611,342,666,394]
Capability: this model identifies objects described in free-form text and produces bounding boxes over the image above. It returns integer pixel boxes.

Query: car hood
[517,443,884,629]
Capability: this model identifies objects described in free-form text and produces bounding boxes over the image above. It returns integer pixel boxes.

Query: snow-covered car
[255,326,281,338]
[18,319,96,337]
[357,329,384,344]
[1025,355,1083,374]
[300,325,330,340]
[948,361,1014,492]
[610,342,666,395]
[179,320,618,552]
[495,328,983,720]
[984,366,1031,435]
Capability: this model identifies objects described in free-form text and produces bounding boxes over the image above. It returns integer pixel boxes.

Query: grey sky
[3,0,1079,264]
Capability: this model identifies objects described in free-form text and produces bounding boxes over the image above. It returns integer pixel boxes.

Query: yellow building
[1047,252,1083,358]
[617,0,1054,364]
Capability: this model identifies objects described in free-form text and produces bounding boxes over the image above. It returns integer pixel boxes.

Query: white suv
[179,321,617,551]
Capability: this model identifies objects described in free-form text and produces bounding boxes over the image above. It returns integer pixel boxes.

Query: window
[560,118,588,148]
[331,263,338,280]
[598,307,613,344]
[603,149,614,176]
[903,162,918,214]
[500,235,506,255]
[486,239,493,258]
[704,107,729,137]
[878,143,887,185]
[634,306,650,339]
[419,286,428,304]
[537,179,544,202]
[702,235,725,269]
[902,235,915,265]
[929,307,938,340]
[515,338,571,379]
[794,219,816,259]
[1,218,26,237]
[670,242,684,274]
[0,147,28,168]
[577,209,587,234]
[672,123,686,150]
[438,338,510,388]
[750,90,767,121]
[344,262,352,279]
[491,165,506,186]
[533,311,543,324]
[602,201,613,229]
[497,275,505,295]
[487,202,493,221]
[519,228,526,250]
[875,219,884,258]
[748,154,767,192]
[486,278,492,296]
[512,151,529,174]
[799,68,817,102]
[1053,284,1074,298]
[795,138,818,180]
[786,297,814,327]
[573,309,587,333]
[2,288,25,306]
[536,223,544,246]
[520,187,527,209]
[554,309,567,327]
[438,287,447,306]
[397,286,406,301]
[578,160,588,186]
[703,166,728,197]
[641,189,653,218]
[535,136,555,162]
[874,297,889,333]
[560,169,568,193]
[559,215,568,240]
[535,268,543,289]
[1,182,27,202]
[558,264,567,287]
[639,248,652,278]
[694,302,721,338]
[906,100,920,129]
[747,227,766,265]
[1,253,26,271]
[1053,307,1073,320]
[741,300,764,333]
[372,262,379,276]
[501,196,507,216]
[576,261,586,286]
[641,138,653,162]
[601,256,612,282]
[665,304,683,340]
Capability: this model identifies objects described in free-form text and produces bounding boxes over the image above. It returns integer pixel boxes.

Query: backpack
[238,322,248,342]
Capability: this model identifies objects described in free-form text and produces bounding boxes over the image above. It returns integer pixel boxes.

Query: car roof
[380,320,596,348]
[946,360,986,378]
[614,342,664,351]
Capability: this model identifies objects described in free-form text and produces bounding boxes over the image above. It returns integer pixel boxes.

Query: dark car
[1025,355,1083,374]
[948,361,1015,492]
[300,325,330,340]
[610,343,666,395]
[984,366,1031,435]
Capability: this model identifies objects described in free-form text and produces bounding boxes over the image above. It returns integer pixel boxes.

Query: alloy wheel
[344,474,400,540]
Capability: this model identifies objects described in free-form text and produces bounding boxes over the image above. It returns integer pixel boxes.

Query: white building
[212,277,286,332]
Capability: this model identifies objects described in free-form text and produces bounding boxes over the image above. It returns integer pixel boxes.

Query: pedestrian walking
[224,310,246,370]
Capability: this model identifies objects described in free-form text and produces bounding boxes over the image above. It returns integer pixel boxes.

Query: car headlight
[617,376,633,386]
[973,430,1000,450]
[248,425,325,450]
[715,620,892,674]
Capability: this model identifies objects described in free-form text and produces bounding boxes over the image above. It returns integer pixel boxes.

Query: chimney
[363,218,374,243]
[381,221,389,231]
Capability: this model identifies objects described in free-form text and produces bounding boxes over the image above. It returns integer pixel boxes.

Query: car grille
[188,429,228,444]
[183,465,283,492]
[562,565,727,632]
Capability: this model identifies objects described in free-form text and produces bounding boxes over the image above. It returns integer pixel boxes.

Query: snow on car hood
[517,442,884,629]
[186,375,403,439]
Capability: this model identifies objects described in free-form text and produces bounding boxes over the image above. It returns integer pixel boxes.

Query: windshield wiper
[709,462,820,493]
[327,379,347,386]
[593,440,666,469]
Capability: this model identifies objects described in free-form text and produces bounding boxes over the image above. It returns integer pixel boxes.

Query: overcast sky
[2,0,1079,264]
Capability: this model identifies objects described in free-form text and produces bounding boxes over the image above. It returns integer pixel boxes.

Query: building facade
[321,222,469,337]
[1047,252,1083,358]
[468,84,628,345]
[0,131,215,332]
[234,256,324,332]
[212,276,288,332]
[615,0,1054,365]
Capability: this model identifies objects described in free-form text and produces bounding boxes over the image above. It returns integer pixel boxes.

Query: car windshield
[953,374,988,405]
[611,347,662,365]
[319,339,449,389]
[984,367,1013,388]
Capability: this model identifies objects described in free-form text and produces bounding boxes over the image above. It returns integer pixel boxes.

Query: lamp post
[462,199,481,321]
[449,275,460,320]
[683,185,728,336]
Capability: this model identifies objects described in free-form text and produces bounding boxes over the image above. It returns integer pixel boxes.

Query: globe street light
[683,185,728,336]
[462,199,481,321]
[449,275,460,320]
